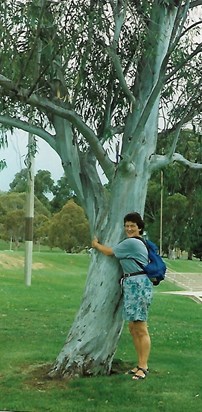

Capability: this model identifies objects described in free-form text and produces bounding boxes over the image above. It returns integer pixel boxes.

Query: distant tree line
[0,132,201,259]
[9,169,75,213]
[145,130,202,260]
[0,170,90,252]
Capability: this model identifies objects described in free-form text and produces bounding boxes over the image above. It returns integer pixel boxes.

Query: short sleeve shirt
[112,237,152,321]
[112,237,148,274]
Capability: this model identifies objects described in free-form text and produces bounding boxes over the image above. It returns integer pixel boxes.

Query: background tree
[145,129,202,255]
[9,168,55,209]
[3,209,25,247]
[0,192,51,246]
[34,169,55,209]
[192,224,202,260]
[9,169,28,193]
[0,1,201,377]
[50,175,75,213]
[34,213,50,247]
[48,199,90,252]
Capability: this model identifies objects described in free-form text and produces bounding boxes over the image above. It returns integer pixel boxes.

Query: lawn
[0,251,201,412]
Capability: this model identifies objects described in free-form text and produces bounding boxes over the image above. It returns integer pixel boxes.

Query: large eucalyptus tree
[0,0,201,377]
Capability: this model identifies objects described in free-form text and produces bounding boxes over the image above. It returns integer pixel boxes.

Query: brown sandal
[132,366,149,380]
[125,365,139,375]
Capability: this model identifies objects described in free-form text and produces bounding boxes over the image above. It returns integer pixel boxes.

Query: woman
[92,212,153,380]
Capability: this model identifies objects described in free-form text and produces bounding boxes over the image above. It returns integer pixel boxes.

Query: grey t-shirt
[112,237,148,275]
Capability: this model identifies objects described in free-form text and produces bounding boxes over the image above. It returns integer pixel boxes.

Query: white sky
[0,130,64,191]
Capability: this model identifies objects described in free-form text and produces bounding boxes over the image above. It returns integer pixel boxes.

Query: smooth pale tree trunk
[49,5,179,378]
[53,116,108,232]
[50,256,123,377]
[49,164,150,377]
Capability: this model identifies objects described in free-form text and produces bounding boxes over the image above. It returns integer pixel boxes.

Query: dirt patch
[0,253,24,269]
[24,363,71,390]
[32,262,46,270]
[0,252,46,270]
[23,359,130,390]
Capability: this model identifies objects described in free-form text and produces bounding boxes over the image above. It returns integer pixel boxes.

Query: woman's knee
[128,321,135,335]
[129,321,148,337]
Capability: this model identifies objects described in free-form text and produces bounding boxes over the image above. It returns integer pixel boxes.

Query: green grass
[165,257,202,273]
[0,252,202,412]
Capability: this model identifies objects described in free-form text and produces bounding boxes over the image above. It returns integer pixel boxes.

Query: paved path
[162,271,202,303]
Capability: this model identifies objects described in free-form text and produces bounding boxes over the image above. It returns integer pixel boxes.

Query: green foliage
[33,213,50,244]
[192,225,202,260]
[50,174,75,213]
[48,199,90,252]
[0,0,201,382]
[145,129,202,254]
[9,168,55,209]
[1,176,90,250]
[34,169,55,208]
[0,1,201,132]
[163,193,188,250]
[3,209,25,243]
[9,168,28,192]
[0,191,51,243]
[0,158,6,170]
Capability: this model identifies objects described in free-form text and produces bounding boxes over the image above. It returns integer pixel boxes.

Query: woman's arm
[92,237,114,256]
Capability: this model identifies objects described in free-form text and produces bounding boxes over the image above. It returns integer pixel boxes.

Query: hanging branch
[16,0,47,88]
[0,74,115,180]
[0,114,57,150]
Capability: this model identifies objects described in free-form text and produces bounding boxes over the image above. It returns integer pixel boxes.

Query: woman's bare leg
[128,320,151,378]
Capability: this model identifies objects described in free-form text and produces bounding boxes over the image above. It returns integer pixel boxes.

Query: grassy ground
[166,257,202,273]
[0,251,202,412]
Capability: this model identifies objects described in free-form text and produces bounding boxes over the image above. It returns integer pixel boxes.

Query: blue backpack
[133,238,167,286]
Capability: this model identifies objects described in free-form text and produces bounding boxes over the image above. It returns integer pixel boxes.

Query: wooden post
[24,133,35,286]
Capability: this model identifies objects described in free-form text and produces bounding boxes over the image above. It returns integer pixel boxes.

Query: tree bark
[49,255,123,377]
[49,161,150,377]
[1,0,201,378]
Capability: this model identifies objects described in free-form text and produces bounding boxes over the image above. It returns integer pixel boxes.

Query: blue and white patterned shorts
[122,275,153,321]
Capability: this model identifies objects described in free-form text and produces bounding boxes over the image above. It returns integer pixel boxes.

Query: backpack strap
[130,257,146,273]
[120,237,149,286]
[130,237,149,273]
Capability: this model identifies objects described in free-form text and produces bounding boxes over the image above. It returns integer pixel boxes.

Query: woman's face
[124,221,141,238]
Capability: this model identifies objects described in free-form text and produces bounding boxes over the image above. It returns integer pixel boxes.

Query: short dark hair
[124,212,145,235]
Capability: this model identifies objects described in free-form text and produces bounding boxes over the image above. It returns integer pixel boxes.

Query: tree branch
[150,75,202,173]
[107,47,136,106]
[16,0,47,88]
[112,0,127,48]
[172,153,202,168]
[166,77,202,159]
[100,0,131,126]
[150,153,202,172]
[0,75,115,181]
[168,0,201,59]
[180,20,202,39]
[111,125,124,136]
[165,43,202,83]
[169,0,190,51]
[0,114,57,150]
[189,0,202,8]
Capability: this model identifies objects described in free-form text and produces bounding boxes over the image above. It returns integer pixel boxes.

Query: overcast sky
[0,130,64,192]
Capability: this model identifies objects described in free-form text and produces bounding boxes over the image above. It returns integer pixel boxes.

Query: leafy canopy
[0,1,201,143]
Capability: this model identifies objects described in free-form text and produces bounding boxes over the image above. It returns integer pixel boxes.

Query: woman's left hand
[92,237,99,248]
